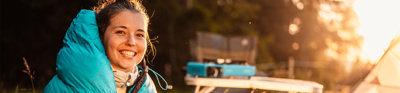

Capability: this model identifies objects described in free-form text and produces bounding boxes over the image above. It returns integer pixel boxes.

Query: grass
[22,57,35,93]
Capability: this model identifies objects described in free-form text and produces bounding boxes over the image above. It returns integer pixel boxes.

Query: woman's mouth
[120,50,136,58]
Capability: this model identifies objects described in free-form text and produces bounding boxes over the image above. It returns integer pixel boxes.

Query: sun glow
[353,0,400,63]
[317,0,400,64]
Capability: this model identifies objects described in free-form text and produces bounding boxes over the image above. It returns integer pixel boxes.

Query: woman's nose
[126,35,136,46]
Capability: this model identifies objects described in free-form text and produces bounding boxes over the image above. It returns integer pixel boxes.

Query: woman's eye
[136,34,145,38]
[115,30,125,34]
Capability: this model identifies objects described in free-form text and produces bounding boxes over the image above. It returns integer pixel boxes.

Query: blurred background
[1,0,400,92]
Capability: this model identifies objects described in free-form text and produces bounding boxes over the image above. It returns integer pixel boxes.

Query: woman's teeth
[121,51,135,57]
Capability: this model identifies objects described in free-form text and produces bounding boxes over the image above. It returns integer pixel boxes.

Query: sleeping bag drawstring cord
[148,68,171,90]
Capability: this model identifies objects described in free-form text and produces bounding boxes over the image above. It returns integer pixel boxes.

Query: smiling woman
[95,0,157,92]
[43,0,166,93]
[96,0,162,92]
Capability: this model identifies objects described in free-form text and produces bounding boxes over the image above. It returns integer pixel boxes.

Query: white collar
[112,66,139,88]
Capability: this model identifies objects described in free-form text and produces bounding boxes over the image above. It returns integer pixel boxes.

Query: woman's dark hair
[94,0,149,36]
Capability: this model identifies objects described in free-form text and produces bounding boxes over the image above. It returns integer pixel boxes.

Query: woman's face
[103,10,147,72]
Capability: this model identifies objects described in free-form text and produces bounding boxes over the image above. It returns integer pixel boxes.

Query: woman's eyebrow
[137,29,145,32]
[113,25,128,29]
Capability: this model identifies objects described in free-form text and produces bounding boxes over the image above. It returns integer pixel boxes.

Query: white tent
[353,36,400,93]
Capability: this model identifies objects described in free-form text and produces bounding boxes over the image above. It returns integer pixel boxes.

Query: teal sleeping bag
[44,9,157,93]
